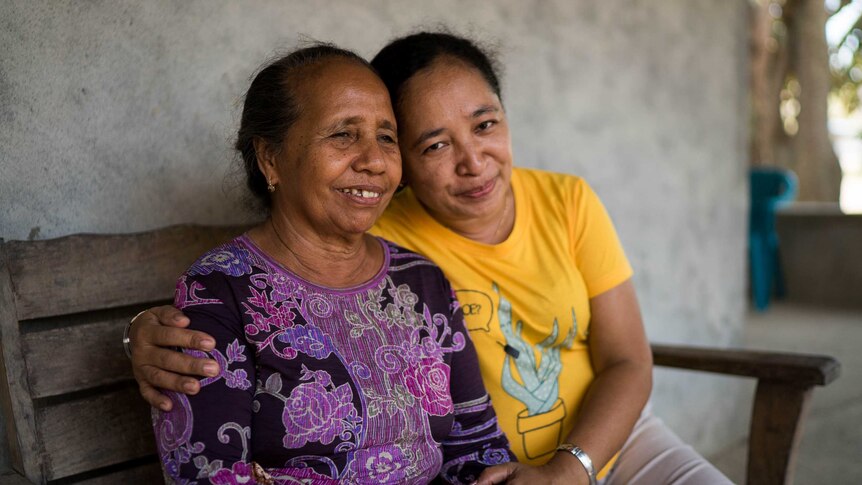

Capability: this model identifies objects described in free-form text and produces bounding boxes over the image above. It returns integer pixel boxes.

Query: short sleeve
[569,179,633,298]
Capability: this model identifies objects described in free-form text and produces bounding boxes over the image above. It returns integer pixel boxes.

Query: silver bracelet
[123,310,150,359]
[556,443,597,485]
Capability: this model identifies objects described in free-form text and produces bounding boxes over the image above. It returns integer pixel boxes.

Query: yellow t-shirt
[371,167,633,475]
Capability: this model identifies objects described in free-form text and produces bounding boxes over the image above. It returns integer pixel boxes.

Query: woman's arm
[543,279,652,482]
[544,179,652,481]
[476,279,651,485]
[129,305,221,410]
[153,274,263,482]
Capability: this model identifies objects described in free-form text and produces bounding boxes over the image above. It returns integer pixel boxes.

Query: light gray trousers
[600,405,734,485]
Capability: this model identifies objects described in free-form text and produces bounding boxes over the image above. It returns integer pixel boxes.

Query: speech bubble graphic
[455,289,494,332]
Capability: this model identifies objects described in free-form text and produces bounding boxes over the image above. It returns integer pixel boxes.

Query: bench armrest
[651,342,841,485]
[651,343,841,386]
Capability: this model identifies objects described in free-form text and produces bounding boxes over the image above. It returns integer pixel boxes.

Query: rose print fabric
[152,235,514,484]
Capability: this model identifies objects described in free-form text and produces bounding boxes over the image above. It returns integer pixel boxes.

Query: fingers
[138,362,202,394]
[131,344,206,406]
[474,463,517,485]
[139,380,174,411]
[135,319,215,352]
[148,305,191,328]
[127,305,219,405]
[129,328,219,402]
[134,305,215,350]
[143,342,219,377]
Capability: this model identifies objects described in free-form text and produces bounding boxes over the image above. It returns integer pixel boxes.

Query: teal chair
[749,167,798,311]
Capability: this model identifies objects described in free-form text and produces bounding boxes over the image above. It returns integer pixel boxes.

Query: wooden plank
[747,381,813,485]
[651,343,841,386]
[0,245,44,482]
[22,317,135,399]
[38,386,155,481]
[75,460,163,485]
[7,224,248,321]
[0,471,32,484]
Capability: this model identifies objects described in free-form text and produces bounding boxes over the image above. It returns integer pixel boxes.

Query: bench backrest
[0,224,246,484]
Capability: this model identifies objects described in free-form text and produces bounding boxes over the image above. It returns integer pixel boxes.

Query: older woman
[132,34,731,484]
[149,43,514,484]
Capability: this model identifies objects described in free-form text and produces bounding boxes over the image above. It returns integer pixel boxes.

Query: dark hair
[371,31,503,113]
[235,43,371,209]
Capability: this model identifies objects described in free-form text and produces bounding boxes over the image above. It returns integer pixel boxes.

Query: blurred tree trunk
[788,0,842,201]
[749,0,842,202]
[750,0,790,168]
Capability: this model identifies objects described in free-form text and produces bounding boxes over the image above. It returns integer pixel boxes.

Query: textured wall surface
[0,0,750,473]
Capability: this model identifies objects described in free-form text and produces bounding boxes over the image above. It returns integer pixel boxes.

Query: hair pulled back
[235,43,371,209]
[371,31,503,111]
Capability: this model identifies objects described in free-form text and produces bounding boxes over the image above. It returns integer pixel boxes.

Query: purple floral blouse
[152,235,514,484]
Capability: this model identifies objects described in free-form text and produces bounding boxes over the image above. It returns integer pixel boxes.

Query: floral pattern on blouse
[153,236,514,484]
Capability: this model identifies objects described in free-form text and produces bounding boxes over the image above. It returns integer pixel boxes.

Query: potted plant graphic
[494,284,576,459]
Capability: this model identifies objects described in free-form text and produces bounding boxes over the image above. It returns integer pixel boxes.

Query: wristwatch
[556,443,597,485]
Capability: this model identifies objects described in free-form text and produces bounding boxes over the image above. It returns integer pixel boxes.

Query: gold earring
[267,180,276,193]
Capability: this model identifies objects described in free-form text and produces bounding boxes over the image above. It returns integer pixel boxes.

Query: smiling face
[260,58,401,240]
[396,57,513,235]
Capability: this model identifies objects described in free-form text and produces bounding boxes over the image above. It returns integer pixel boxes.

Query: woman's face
[263,59,401,239]
[396,57,513,228]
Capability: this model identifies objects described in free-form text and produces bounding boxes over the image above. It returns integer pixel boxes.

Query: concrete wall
[0,0,751,472]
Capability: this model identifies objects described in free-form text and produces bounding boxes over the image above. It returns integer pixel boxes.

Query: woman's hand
[474,455,589,485]
[129,305,220,411]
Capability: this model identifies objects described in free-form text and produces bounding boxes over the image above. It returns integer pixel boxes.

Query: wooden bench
[0,225,840,484]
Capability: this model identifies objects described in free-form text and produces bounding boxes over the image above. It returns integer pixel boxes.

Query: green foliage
[829,1,862,114]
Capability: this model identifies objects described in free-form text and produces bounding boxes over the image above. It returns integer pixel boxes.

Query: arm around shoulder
[152,273,262,481]
[129,304,220,410]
